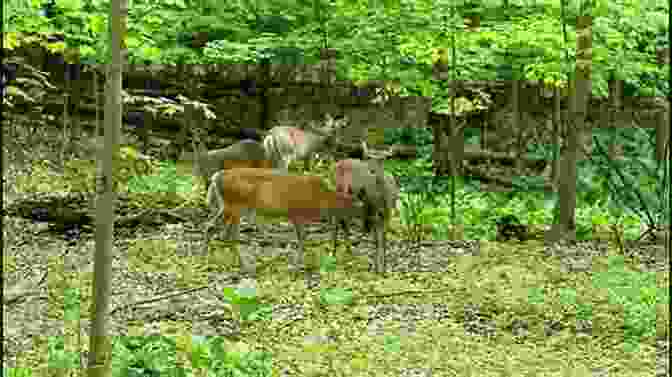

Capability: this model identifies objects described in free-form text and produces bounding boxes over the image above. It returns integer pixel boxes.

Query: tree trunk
[87,0,125,374]
[549,14,592,242]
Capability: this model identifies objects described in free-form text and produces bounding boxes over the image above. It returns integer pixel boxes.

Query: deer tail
[207,171,225,214]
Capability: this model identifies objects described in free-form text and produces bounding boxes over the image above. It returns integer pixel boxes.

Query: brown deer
[206,167,377,273]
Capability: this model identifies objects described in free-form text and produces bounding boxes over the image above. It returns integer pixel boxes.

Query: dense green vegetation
[3,0,669,376]
[4,0,669,99]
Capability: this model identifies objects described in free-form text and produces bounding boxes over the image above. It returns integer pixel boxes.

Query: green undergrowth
[14,148,656,243]
[7,243,667,376]
[8,148,667,376]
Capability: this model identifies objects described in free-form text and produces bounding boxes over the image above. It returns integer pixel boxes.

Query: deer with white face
[263,115,346,171]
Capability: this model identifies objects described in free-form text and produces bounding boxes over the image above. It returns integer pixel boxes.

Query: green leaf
[321,287,353,305]
[56,0,81,11]
[126,36,141,49]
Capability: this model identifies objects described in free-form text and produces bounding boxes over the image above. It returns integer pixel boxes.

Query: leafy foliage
[4,0,667,99]
[5,1,669,374]
[581,127,669,234]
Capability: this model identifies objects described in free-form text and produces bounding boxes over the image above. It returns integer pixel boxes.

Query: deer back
[194,140,271,181]
[218,168,352,223]
[267,126,337,159]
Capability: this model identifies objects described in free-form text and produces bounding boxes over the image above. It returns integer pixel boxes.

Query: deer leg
[342,218,351,253]
[332,215,352,256]
[224,221,240,242]
[205,172,226,240]
[224,210,249,273]
[241,207,257,231]
[292,222,305,271]
[223,209,241,248]
[372,210,386,274]
[204,197,226,255]
[331,216,339,256]
[205,205,224,242]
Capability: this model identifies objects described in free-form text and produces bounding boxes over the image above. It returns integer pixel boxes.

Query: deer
[332,155,399,267]
[263,114,346,171]
[192,138,274,228]
[192,138,273,182]
[205,167,387,274]
[204,158,396,274]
